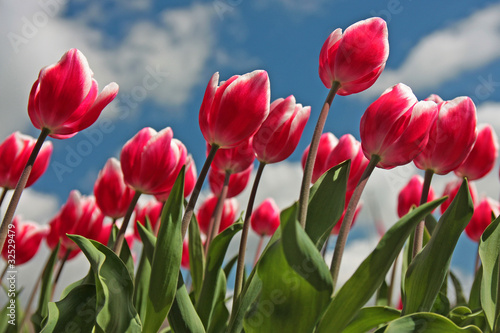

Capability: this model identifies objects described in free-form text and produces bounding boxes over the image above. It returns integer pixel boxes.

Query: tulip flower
[28,49,119,139]
[210,139,255,174]
[302,132,338,183]
[251,198,280,237]
[0,131,52,191]
[197,195,238,235]
[133,200,164,238]
[253,95,311,164]
[455,124,499,181]
[319,17,389,95]
[414,96,477,175]
[425,94,444,104]
[94,158,135,219]
[199,70,270,149]
[465,197,499,242]
[397,175,436,218]
[1,217,48,265]
[209,164,252,198]
[441,178,477,215]
[155,154,197,202]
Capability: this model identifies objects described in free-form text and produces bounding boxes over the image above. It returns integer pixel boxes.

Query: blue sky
[2,0,500,300]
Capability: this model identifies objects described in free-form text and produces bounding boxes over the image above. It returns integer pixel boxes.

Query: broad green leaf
[136,220,156,262]
[223,253,238,280]
[376,279,389,306]
[449,306,485,328]
[479,214,500,330]
[404,179,473,314]
[133,244,152,322]
[40,284,96,333]
[196,222,243,329]
[119,232,135,283]
[207,272,229,333]
[343,306,401,333]
[450,270,467,307]
[305,161,349,250]
[383,312,481,332]
[31,242,60,332]
[167,272,206,333]
[68,235,142,332]
[431,291,450,316]
[189,212,205,303]
[316,198,445,333]
[470,265,482,310]
[144,168,185,333]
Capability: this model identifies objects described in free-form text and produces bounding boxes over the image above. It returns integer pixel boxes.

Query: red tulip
[181,239,190,269]
[1,216,48,265]
[250,198,280,236]
[440,178,477,214]
[133,200,163,239]
[455,124,498,181]
[28,49,118,139]
[94,158,135,219]
[209,164,252,198]
[199,70,270,149]
[397,175,436,218]
[414,96,477,175]
[97,223,135,249]
[253,95,311,164]
[210,139,255,174]
[465,197,499,242]
[120,127,187,195]
[302,132,338,183]
[155,154,197,202]
[325,134,369,192]
[425,94,444,104]
[197,195,238,235]
[319,17,389,95]
[360,83,438,169]
[0,131,52,189]
[332,191,362,234]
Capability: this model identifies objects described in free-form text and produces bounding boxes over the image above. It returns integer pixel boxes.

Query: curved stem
[298,82,341,229]
[0,128,50,251]
[113,191,141,254]
[412,169,434,258]
[51,248,71,300]
[181,144,219,239]
[330,155,378,291]
[0,188,8,208]
[204,170,230,252]
[232,161,266,309]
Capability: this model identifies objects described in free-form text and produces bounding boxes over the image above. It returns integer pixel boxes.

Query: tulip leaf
[305,160,349,250]
[189,212,206,303]
[196,221,243,329]
[40,284,97,333]
[450,270,467,307]
[316,197,445,333]
[342,306,401,333]
[382,312,482,332]
[31,242,60,332]
[243,204,333,333]
[167,272,206,333]
[448,306,485,328]
[207,271,229,333]
[404,179,473,314]
[479,214,500,330]
[134,221,156,322]
[67,235,142,332]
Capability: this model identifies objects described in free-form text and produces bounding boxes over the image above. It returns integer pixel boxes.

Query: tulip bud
[210,139,255,174]
[441,178,477,214]
[302,132,338,183]
[197,195,238,235]
[209,164,252,198]
[155,154,197,202]
[319,17,389,95]
[251,198,280,236]
[397,175,436,218]
[28,49,118,139]
[1,217,48,265]
[465,197,500,242]
[133,200,163,239]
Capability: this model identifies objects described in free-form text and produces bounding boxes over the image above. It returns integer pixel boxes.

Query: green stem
[253,235,264,267]
[0,128,50,251]
[0,188,8,208]
[51,248,71,301]
[204,170,230,252]
[232,161,266,311]
[387,254,399,308]
[321,235,330,259]
[412,169,434,258]
[298,82,341,229]
[330,155,379,291]
[181,144,219,239]
[113,191,141,254]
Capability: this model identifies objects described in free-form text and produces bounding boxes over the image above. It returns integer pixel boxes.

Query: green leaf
[119,231,135,283]
[404,179,473,314]
[342,306,401,333]
[207,272,229,333]
[450,270,467,307]
[136,220,156,263]
[31,242,60,332]
[196,222,242,329]
[223,253,239,280]
[470,265,482,310]
[479,214,500,330]
[382,312,482,332]
[40,284,97,333]
[144,167,185,333]
[376,280,389,306]
[316,197,445,333]
[449,306,485,328]
[167,272,206,333]
[189,212,205,303]
[133,244,152,322]
[305,161,349,250]
[68,235,142,332]
[431,291,450,316]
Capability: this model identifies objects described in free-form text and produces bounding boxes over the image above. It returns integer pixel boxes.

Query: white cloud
[364,2,500,97]
[1,188,59,224]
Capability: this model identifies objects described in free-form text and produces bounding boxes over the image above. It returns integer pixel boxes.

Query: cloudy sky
[2,0,500,304]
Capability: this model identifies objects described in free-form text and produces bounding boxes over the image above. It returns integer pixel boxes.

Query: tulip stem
[113,191,141,254]
[298,82,341,229]
[51,248,71,300]
[412,169,434,258]
[232,161,266,311]
[0,188,8,208]
[253,235,264,267]
[0,128,50,251]
[387,254,399,308]
[181,144,219,239]
[321,236,330,259]
[204,170,230,252]
[330,155,378,291]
